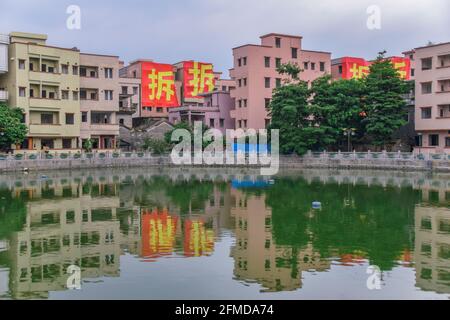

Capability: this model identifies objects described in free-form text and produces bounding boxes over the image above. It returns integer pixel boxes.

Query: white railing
[303,150,450,161]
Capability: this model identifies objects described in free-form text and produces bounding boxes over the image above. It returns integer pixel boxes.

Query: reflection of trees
[0,188,27,238]
[263,178,420,271]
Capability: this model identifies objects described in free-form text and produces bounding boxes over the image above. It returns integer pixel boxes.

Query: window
[81,112,88,123]
[220,119,224,127]
[421,82,432,94]
[320,62,325,72]
[238,120,241,128]
[156,107,163,113]
[61,90,69,100]
[90,92,97,100]
[238,100,242,108]
[243,99,247,107]
[446,137,450,147]
[275,37,281,48]
[265,98,271,108]
[222,86,227,91]
[72,91,79,101]
[243,57,247,65]
[304,62,309,70]
[209,119,215,128]
[29,62,34,71]
[429,134,439,147]
[411,69,415,77]
[415,135,423,147]
[274,58,281,69]
[61,64,69,74]
[65,113,74,125]
[338,65,343,74]
[276,78,282,88]
[119,118,124,125]
[104,90,113,101]
[41,113,54,124]
[291,48,297,59]
[41,64,46,72]
[72,66,79,75]
[62,139,72,149]
[105,68,113,79]
[421,107,432,119]
[29,88,34,98]
[48,92,56,99]
[90,70,96,78]
[264,56,270,68]
[238,58,242,67]
[121,86,128,94]
[19,87,26,97]
[265,77,271,88]
[48,66,55,73]
[18,59,26,70]
[311,62,316,70]
[422,57,432,70]
[238,79,242,87]
[243,119,247,128]
[243,78,247,86]
[133,86,138,95]
[41,139,54,149]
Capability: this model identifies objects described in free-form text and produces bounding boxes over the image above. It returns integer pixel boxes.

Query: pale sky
[1,0,449,75]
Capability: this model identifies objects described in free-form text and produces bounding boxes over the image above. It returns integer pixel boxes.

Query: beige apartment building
[0,32,81,152]
[79,53,120,150]
[410,42,450,154]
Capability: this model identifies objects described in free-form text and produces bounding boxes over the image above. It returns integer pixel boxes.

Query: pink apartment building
[79,53,120,150]
[229,33,331,130]
[408,42,450,154]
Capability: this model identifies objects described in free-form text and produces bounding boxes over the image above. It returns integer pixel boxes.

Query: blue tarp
[233,143,270,153]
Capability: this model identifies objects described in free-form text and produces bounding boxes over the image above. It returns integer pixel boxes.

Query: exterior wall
[4,32,81,151]
[230,33,331,130]
[80,53,120,149]
[413,43,450,154]
[0,34,9,102]
[168,90,235,133]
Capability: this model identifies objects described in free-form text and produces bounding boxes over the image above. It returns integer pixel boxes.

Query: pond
[0,168,449,300]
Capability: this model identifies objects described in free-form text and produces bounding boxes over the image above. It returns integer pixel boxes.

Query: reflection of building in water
[230,189,330,292]
[415,205,450,294]
[183,219,215,257]
[6,183,121,299]
[141,209,178,259]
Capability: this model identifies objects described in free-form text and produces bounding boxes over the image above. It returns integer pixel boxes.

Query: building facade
[230,33,331,130]
[411,42,450,154]
[0,32,81,152]
[0,34,9,103]
[79,53,120,150]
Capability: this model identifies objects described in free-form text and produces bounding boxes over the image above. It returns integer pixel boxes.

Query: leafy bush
[86,153,94,159]
[45,154,54,159]
[73,153,81,159]
[112,152,120,158]
[60,153,68,159]
[14,154,23,160]
[99,153,106,159]
[28,154,38,160]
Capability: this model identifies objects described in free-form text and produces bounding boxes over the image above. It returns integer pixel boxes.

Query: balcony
[437,79,450,94]
[437,54,450,69]
[29,123,63,136]
[29,70,61,83]
[29,97,62,110]
[438,105,450,119]
[0,89,8,101]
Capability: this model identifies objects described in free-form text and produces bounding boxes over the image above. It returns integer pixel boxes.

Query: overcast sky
[1,0,449,75]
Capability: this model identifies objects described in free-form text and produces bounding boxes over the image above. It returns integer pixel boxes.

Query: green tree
[165,121,211,149]
[310,75,367,150]
[268,63,312,155]
[363,51,412,148]
[142,137,170,154]
[0,104,27,151]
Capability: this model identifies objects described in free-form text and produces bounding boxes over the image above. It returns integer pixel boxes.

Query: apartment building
[230,33,331,130]
[119,59,170,120]
[411,42,450,154]
[79,53,120,150]
[0,34,8,102]
[0,32,81,151]
[118,68,140,128]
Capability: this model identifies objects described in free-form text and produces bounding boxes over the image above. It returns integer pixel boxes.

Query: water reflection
[0,168,449,299]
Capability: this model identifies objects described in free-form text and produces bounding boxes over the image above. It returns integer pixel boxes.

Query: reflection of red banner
[141,208,178,258]
[141,62,179,107]
[183,219,214,257]
[183,61,216,99]
[341,57,410,80]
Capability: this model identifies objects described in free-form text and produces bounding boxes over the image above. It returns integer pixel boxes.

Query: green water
[0,168,449,300]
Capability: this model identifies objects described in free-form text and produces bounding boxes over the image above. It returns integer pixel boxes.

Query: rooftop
[260,33,303,39]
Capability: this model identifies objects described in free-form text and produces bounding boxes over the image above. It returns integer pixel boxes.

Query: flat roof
[414,42,450,51]
[232,43,272,50]
[10,31,47,41]
[301,49,331,55]
[260,33,303,39]
[80,52,119,58]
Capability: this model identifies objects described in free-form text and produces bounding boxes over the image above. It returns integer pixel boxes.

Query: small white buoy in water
[312,201,322,210]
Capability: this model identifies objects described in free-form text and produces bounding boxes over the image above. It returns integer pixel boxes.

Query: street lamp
[343,128,356,152]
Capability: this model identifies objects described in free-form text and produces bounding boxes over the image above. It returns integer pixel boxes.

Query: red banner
[141,208,178,258]
[341,57,410,80]
[183,61,216,99]
[141,62,179,107]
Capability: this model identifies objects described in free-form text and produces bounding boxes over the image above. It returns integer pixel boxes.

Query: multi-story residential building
[0,32,81,152]
[79,53,120,150]
[410,42,450,154]
[230,33,331,130]
[118,66,140,128]
[119,59,170,120]
[0,34,8,103]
